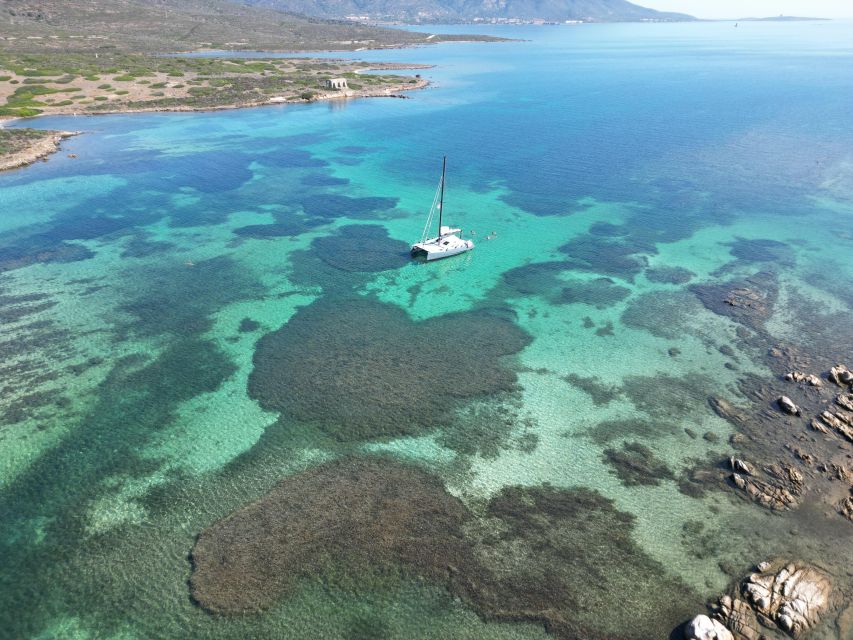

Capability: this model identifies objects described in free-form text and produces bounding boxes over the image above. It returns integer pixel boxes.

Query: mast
[438,156,446,237]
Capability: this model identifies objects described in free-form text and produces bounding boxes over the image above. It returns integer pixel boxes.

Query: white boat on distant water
[411,156,474,261]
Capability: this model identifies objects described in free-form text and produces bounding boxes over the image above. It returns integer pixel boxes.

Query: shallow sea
[1,21,852,640]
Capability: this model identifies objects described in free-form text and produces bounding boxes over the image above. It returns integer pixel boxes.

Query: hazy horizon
[642,0,853,20]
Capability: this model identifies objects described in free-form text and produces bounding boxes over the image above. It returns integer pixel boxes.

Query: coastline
[0,130,79,172]
[0,68,430,172]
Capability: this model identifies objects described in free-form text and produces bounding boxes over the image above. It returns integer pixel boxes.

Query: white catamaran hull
[411,236,474,261]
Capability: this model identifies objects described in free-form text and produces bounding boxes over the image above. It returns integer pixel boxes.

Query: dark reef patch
[438,395,538,459]
[0,237,94,272]
[118,255,264,338]
[603,441,675,487]
[595,321,615,337]
[621,290,705,339]
[502,261,566,298]
[623,373,716,421]
[120,234,175,259]
[300,194,399,220]
[190,456,473,615]
[336,145,372,155]
[469,485,698,639]
[559,277,631,308]
[238,318,261,333]
[248,297,531,441]
[690,271,778,333]
[190,457,698,638]
[558,236,651,281]
[582,418,681,444]
[727,238,795,266]
[502,262,630,308]
[313,225,409,273]
[233,218,324,239]
[301,173,350,187]
[645,266,695,285]
[563,373,622,406]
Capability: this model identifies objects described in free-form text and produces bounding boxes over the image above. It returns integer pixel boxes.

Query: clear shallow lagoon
[1,21,852,640]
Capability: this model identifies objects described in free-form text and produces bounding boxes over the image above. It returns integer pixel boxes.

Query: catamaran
[411,156,474,261]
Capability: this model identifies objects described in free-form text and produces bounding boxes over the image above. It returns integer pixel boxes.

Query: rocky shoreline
[0,130,79,172]
[680,270,853,639]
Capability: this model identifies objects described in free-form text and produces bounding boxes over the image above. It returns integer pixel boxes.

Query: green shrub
[0,75,11,82]
[113,74,136,82]
[115,90,130,95]
[151,91,165,97]
[150,82,167,89]
[300,91,315,101]
[94,96,109,101]
[0,107,43,117]
[55,100,74,106]
[84,75,100,81]
[98,84,113,90]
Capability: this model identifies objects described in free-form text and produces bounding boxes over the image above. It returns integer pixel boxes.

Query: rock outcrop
[688,561,834,640]
[810,394,853,443]
[684,614,733,640]
[731,474,797,511]
[839,494,853,523]
[729,457,754,475]
[829,364,853,388]
[740,563,832,637]
[784,371,822,386]
[777,395,800,416]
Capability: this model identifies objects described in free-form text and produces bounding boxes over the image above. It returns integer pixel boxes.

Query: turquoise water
[1,21,852,639]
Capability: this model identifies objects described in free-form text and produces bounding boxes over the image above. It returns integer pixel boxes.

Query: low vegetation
[0,52,428,118]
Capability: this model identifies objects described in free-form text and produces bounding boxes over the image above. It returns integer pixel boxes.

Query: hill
[0,0,498,53]
[239,0,695,23]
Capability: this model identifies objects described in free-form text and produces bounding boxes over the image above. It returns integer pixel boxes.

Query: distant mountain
[239,0,695,23]
[0,0,493,52]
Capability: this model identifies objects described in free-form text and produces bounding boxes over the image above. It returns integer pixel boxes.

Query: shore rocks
[729,457,754,475]
[777,395,800,416]
[730,464,803,511]
[839,495,853,523]
[810,394,853,443]
[784,371,822,386]
[687,561,834,640]
[684,614,733,640]
[741,563,832,637]
[829,364,853,388]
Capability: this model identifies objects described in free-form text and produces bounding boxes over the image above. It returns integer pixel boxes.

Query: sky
[640,1,853,19]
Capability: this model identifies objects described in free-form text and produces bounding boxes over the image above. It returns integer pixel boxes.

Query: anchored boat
[411,156,474,261]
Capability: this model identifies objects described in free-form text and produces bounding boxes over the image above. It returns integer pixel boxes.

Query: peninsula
[0,0,502,170]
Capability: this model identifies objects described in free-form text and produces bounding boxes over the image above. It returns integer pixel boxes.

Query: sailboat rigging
[410,156,474,261]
